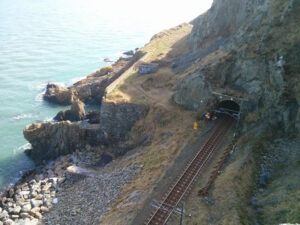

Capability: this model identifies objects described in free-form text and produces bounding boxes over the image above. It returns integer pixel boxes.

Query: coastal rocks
[42,164,142,225]
[97,65,113,76]
[123,50,134,56]
[0,151,84,225]
[85,110,100,124]
[43,83,76,105]
[44,53,144,105]
[0,175,55,223]
[103,58,114,63]
[54,100,85,122]
[172,72,212,110]
[23,102,146,163]
[23,121,85,163]
[138,62,159,75]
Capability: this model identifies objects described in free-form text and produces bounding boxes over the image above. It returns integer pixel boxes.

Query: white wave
[34,81,66,103]
[12,113,37,120]
[35,91,45,102]
[113,51,125,58]
[43,117,54,122]
[13,143,32,155]
[28,81,66,92]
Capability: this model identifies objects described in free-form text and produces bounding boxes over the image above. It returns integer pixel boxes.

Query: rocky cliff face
[173,0,299,135]
[23,102,146,163]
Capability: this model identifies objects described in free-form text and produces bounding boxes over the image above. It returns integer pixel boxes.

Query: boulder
[20,212,30,219]
[138,62,159,75]
[54,100,85,122]
[85,110,100,124]
[21,204,31,213]
[43,83,76,105]
[29,208,42,219]
[0,210,8,220]
[3,219,13,225]
[103,58,114,63]
[70,100,85,120]
[123,50,134,56]
[30,199,43,208]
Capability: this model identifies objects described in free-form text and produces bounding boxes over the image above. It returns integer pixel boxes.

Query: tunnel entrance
[215,100,240,119]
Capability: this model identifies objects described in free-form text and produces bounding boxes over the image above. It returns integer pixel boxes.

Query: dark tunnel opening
[217,100,240,114]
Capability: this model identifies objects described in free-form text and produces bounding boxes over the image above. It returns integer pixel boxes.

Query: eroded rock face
[23,103,146,163]
[172,0,299,134]
[23,121,85,162]
[43,83,76,105]
[99,102,146,145]
[54,100,85,122]
[172,72,212,110]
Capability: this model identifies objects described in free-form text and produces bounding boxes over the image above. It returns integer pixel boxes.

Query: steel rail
[145,116,232,225]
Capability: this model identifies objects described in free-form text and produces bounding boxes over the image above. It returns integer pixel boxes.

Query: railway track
[145,116,233,225]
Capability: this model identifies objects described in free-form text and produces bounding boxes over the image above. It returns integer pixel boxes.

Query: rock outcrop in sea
[24,102,146,163]
[44,53,144,105]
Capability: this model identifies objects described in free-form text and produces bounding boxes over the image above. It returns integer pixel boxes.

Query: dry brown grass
[141,23,192,62]
[100,23,201,225]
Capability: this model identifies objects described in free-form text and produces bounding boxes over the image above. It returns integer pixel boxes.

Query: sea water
[0,0,212,190]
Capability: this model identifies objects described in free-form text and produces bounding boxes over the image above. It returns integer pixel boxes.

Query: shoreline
[0,50,143,224]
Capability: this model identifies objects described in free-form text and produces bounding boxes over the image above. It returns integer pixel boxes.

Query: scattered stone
[11,206,21,214]
[11,214,19,219]
[21,204,31,213]
[40,206,49,213]
[123,50,134,56]
[34,174,43,182]
[52,198,58,204]
[0,210,9,220]
[20,212,30,219]
[3,219,13,225]
[8,189,14,198]
[103,58,114,63]
[29,208,42,219]
[30,199,42,208]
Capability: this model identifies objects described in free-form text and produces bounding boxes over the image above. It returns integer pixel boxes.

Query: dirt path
[105,53,149,94]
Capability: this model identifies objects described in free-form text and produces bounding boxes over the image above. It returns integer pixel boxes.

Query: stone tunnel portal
[216,100,240,119]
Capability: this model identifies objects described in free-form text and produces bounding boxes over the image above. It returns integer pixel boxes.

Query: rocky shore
[0,149,141,225]
[0,51,147,224]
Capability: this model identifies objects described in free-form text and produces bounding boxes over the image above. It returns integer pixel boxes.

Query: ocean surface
[0,0,211,190]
